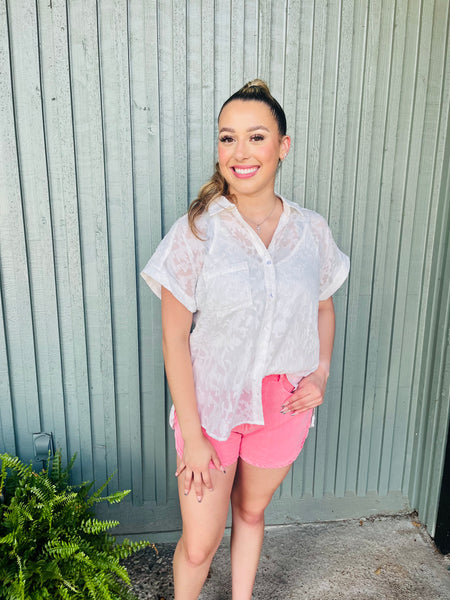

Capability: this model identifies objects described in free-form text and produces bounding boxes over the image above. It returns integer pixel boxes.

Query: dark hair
[188,80,286,237]
[218,79,287,136]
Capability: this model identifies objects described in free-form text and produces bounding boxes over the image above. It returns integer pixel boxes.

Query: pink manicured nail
[184,490,189,496]
[197,496,202,503]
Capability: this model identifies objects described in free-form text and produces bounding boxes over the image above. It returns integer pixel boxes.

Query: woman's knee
[232,499,265,527]
[180,534,220,568]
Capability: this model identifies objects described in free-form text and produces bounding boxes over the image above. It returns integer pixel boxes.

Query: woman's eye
[219,136,234,144]
[251,134,265,142]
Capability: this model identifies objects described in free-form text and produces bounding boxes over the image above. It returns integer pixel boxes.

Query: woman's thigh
[231,459,291,517]
[177,457,238,552]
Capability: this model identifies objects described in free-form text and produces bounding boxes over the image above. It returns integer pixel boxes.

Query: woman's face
[218,100,290,203]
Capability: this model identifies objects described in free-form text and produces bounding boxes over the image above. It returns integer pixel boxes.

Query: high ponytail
[187,162,229,238]
[187,79,286,238]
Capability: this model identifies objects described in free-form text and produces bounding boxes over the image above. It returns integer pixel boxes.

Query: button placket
[242,223,278,414]
[251,251,276,387]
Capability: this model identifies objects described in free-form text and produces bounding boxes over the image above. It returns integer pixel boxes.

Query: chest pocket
[204,261,253,315]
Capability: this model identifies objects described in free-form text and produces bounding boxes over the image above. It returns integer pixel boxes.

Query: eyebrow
[218,125,270,134]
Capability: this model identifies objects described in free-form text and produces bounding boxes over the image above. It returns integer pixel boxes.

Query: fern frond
[58,582,74,599]
[107,561,130,585]
[81,518,119,535]
[111,538,153,559]
[44,539,80,559]
[86,471,118,507]
[30,482,55,505]
[0,455,32,480]
[47,451,62,484]
[98,490,131,505]
[0,459,7,494]
[0,532,16,545]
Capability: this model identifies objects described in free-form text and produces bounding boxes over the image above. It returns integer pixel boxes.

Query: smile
[231,166,260,178]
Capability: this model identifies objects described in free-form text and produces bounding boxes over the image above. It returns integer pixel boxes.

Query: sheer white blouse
[141,196,350,441]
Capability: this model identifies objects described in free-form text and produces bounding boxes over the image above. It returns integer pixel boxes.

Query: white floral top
[141,196,350,441]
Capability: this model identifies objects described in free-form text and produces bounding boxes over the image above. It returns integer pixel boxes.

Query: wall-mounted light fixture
[32,432,54,462]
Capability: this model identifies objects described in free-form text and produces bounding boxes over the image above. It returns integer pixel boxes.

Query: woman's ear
[280,135,291,160]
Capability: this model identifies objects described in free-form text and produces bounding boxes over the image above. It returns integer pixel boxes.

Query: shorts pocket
[204,261,253,315]
[280,374,296,393]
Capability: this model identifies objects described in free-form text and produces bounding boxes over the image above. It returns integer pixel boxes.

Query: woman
[141,80,349,599]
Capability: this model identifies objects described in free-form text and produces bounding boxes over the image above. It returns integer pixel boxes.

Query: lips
[231,166,260,179]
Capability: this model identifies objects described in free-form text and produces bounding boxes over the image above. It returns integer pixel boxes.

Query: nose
[234,139,249,161]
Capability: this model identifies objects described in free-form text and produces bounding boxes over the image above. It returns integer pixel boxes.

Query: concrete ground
[123,514,450,599]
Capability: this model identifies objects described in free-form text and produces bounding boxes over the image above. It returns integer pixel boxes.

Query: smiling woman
[140,80,349,599]
[217,99,290,246]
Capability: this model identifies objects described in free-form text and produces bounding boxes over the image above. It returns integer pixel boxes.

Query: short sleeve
[310,213,350,301]
[140,216,204,313]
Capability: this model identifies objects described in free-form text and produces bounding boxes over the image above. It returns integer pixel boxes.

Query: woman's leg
[173,459,237,600]
[230,460,291,600]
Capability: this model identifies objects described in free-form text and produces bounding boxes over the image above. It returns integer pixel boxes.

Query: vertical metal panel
[37,0,94,484]
[0,2,17,457]
[129,0,166,505]
[0,1,42,460]
[8,0,69,461]
[409,0,450,532]
[0,0,449,537]
[97,0,143,502]
[67,0,118,490]
[409,149,450,537]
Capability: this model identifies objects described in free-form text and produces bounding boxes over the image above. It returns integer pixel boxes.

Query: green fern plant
[0,451,151,599]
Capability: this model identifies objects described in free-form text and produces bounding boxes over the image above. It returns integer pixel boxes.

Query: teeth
[234,167,258,175]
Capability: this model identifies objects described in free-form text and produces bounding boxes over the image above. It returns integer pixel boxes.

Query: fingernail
[184,490,189,496]
[175,471,179,477]
[280,409,287,414]
[221,467,226,474]
[197,496,202,503]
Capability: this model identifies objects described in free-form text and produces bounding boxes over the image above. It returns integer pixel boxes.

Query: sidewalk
[123,514,450,599]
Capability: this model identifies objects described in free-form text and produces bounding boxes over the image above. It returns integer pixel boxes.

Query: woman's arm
[281,296,335,414]
[161,287,224,501]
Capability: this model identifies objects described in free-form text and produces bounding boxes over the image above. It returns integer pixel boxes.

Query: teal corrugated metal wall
[0,0,449,538]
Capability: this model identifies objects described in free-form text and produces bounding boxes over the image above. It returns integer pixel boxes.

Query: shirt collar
[208,195,305,219]
[208,196,234,215]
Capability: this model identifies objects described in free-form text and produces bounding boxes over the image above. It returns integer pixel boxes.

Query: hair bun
[242,79,271,94]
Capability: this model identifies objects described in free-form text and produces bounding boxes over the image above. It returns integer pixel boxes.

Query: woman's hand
[281,366,328,415]
[282,297,335,416]
[175,434,225,502]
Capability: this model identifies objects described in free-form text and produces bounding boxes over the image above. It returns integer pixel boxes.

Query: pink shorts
[173,374,314,469]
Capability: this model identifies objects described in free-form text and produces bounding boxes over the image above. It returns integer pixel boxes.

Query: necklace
[238,199,278,234]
